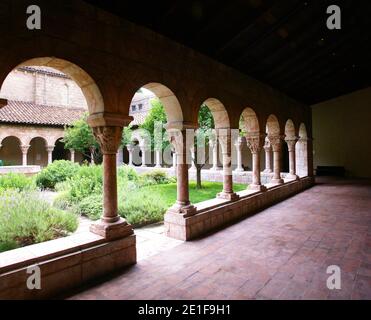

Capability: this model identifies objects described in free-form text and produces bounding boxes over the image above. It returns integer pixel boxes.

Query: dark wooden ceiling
[84,0,371,105]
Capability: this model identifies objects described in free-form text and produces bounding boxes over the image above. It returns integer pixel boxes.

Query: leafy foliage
[0,190,78,252]
[0,173,36,192]
[140,98,169,151]
[36,160,80,189]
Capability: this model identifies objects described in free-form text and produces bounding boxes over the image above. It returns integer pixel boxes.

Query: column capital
[168,129,194,155]
[246,133,265,154]
[126,144,134,152]
[263,139,272,152]
[268,135,284,152]
[285,137,299,152]
[93,126,123,155]
[69,148,75,153]
[46,145,55,153]
[20,145,30,154]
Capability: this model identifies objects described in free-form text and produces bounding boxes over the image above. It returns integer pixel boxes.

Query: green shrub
[118,191,167,226]
[0,190,78,252]
[0,173,36,192]
[140,170,172,186]
[36,160,80,189]
[66,165,103,202]
[74,194,102,220]
[118,165,139,181]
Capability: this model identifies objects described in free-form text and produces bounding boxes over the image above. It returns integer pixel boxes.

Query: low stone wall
[0,165,41,176]
[0,233,136,299]
[164,177,314,241]
[132,166,287,185]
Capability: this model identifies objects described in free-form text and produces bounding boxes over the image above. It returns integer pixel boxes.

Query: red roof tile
[0,100,86,126]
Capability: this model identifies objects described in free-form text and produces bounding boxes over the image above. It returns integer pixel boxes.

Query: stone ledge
[164,177,314,240]
[0,233,136,299]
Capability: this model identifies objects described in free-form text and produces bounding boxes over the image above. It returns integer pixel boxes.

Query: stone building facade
[0,66,88,169]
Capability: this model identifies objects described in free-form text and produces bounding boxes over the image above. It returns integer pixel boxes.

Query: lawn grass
[144,181,246,207]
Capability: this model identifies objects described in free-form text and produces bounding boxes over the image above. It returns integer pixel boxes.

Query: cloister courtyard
[0,0,371,302]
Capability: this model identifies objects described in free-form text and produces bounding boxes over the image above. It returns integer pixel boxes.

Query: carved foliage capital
[246,134,265,154]
[268,135,284,152]
[285,137,298,152]
[93,126,123,155]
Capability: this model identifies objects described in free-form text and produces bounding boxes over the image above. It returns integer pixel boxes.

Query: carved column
[20,145,30,166]
[139,143,148,167]
[246,134,267,191]
[126,144,133,166]
[268,135,284,185]
[217,129,239,201]
[285,137,299,180]
[234,136,244,173]
[47,145,54,165]
[167,128,196,217]
[263,140,273,173]
[70,149,75,163]
[210,139,220,171]
[117,147,124,166]
[172,146,177,171]
[90,126,133,239]
[90,147,95,165]
[190,146,196,171]
[155,149,162,168]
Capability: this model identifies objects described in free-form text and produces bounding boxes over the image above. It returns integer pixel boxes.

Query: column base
[90,217,134,241]
[155,165,162,168]
[271,178,284,185]
[234,168,244,173]
[217,191,240,201]
[167,202,197,217]
[141,165,147,168]
[249,184,267,192]
[286,173,300,180]
[263,169,273,173]
[210,167,221,171]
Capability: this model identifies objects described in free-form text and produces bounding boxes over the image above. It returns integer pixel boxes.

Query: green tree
[193,104,215,189]
[140,98,169,151]
[63,113,100,163]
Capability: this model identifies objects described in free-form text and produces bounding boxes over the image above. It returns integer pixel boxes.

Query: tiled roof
[0,100,86,126]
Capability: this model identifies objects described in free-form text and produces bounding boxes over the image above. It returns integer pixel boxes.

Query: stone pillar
[210,139,220,171]
[20,145,30,166]
[167,128,196,217]
[190,146,196,171]
[285,137,299,180]
[126,144,133,166]
[116,147,124,167]
[155,149,162,168]
[90,147,95,165]
[234,136,244,173]
[268,135,284,185]
[263,140,273,173]
[89,126,133,240]
[217,129,239,201]
[246,134,267,191]
[172,147,177,171]
[47,145,54,165]
[70,149,75,163]
[139,143,148,167]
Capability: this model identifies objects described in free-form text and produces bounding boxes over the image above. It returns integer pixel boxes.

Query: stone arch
[266,114,281,136]
[28,137,48,167]
[2,57,104,115]
[285,119,296,138]
[0,136,22,166]
[199,98,230,129]
[240,107,260,134]
[141,83,183,128]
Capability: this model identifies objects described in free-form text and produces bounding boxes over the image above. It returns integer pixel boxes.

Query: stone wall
[0,67,88,109]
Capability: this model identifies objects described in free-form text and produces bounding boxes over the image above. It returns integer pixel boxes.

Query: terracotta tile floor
[68,178,371,300]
